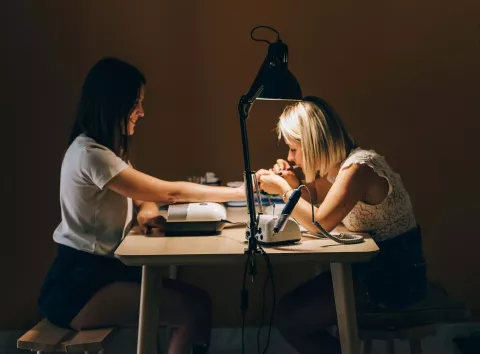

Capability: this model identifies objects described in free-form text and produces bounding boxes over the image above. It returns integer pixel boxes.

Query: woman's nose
[137,101,145,116]
[287,151,295,162]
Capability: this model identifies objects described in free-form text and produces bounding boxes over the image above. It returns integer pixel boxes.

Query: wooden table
[115,208,379,354]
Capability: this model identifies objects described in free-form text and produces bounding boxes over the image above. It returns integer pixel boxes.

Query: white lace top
[338,148,417,241]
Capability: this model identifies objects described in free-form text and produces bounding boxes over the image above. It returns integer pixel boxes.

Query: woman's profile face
[286,139,303,168]
[127,85,145,135]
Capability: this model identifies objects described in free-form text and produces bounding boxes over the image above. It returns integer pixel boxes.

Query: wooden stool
[357,281,469,354]
[17,318,115,353]
[19,267,180,354]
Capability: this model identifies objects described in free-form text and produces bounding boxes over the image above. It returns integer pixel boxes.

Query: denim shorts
[38,244,142,328]
[352,227,427,310]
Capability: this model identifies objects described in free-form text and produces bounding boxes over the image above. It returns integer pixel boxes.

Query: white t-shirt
[53,134,133,256]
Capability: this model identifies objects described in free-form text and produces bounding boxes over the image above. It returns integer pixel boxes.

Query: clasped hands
[256,159,301,196]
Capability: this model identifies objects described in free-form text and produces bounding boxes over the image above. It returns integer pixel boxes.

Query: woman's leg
[159,278,212,354]
[70,279,211,354]
[276,273,341,354]
[70,282,141,329]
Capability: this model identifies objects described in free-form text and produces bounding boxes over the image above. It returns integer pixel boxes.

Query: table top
[114,208,379,266]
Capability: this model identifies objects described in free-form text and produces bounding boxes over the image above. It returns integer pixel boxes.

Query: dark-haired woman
[39,58,245,354]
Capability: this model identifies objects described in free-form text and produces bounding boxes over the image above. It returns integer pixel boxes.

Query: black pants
[39,244,142,328]
[353,227,427,310]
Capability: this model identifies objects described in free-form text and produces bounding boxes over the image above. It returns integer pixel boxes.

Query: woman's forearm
[282,188,336,234]
[290,197,324,233]
[109,168,245,204]
[168,182,245,203]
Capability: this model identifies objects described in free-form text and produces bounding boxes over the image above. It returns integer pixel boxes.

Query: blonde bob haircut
[277,96,356,182]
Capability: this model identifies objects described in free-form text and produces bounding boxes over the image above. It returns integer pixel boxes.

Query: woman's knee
[160,279,212,326]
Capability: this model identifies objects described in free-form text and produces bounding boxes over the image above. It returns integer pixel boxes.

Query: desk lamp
[238,26,302,254]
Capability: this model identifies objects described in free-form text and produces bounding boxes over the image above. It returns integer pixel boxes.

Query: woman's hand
[256,169,291,195]
[271,159,301,189]
[272,158,291,173]
[235,184,247,197]
[137,207,166,235]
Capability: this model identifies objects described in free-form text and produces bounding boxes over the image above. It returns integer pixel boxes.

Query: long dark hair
[69,58,146,160]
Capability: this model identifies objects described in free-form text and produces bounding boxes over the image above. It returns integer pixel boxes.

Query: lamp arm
[238,39,292,253]
[238,97,258,253]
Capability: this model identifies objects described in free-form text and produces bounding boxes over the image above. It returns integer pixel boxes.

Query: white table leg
[331,262,361,354]
[137,266,160,354]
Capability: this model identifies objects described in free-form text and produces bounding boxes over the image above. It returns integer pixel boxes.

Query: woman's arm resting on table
[108,167,245,204]
[287,163,374,233]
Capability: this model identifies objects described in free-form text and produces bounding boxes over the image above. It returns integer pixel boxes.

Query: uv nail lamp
[165,202,227,236]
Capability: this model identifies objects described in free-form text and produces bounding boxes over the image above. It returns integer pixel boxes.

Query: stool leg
[362,339,372,354]
[387,339,395,354]
[409,339,423,354]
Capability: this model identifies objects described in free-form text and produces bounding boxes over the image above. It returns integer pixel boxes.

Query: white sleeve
[340,149,393,196]
[80,146,129,190]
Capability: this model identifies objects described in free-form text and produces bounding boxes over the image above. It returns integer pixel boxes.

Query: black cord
[250,25,281,44]
[241,251,251,354]
[258,245,275,354]
[299,185,364,244]
[257,260,270,354]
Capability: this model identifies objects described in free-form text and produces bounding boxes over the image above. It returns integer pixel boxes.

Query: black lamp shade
[259,67,302,100]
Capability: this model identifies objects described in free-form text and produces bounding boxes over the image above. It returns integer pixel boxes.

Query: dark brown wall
[2,0,479,329]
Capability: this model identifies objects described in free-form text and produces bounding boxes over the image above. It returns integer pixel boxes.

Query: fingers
[273,159,291,174]
[277,159,291,170]
[256,169,275,184]
[146,215,166,229]
[277,170,290,177]
[141,215,166,235]
[256,169,271,177]
[141,226,152,235]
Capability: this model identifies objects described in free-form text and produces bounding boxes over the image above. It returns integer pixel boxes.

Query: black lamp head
[243,27,302,103]
[258,40,302,100]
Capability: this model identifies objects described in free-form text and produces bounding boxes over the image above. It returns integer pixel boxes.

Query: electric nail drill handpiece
[273,188,302,234]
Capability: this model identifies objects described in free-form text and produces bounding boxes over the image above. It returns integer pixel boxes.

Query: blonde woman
[256,96,427,354]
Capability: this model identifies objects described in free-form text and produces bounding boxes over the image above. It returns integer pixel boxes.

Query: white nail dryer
[166,202,227,236]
